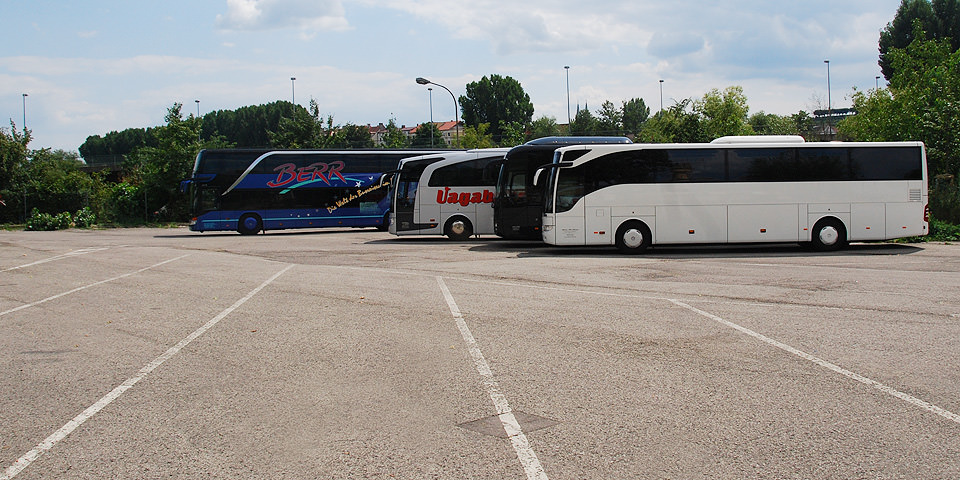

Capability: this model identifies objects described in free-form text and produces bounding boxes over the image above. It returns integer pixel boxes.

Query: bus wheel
[615,221,651,254]
[238,214,262,235]
[811,218,847,251]
[445,217,473,241]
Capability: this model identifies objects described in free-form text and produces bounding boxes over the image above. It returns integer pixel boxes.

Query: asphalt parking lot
[2,227,959,479]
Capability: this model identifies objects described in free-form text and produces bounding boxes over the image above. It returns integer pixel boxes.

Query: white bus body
[390,148,509,240]
[541,138,928,252]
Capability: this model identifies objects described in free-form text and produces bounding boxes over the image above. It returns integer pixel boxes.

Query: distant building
[370,121,462,146]
[367,123,389,146]
[434,121,462,146]
[812,107,856,141]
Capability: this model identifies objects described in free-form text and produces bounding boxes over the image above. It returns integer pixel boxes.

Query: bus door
[584,203,611,245]
[394,173,420,231]
[393,157,443,233]
[417,185,441,228]
[553,170,587,245]
[192,181,223,231]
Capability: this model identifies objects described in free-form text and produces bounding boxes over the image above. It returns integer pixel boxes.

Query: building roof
[435,121,460,132]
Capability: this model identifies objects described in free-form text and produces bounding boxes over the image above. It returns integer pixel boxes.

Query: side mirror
[533,168,546,187]
[532,162,566,187]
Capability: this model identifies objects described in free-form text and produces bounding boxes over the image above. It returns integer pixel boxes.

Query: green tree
[131,103,229,222]
[410,123,444,147]
[340,124,374,148]
[460,123,495,149]
[621,98,650,136]
[79,127,158,164]
[80,101,299,157]
[569,105,598,136]
[880,0,935,80]
[224,101,300,147]
[748,112,800,135]
[498,121,526,147]
[879,0,960,80]
[20,148,106,219]
[791,111,816,138]
[0,122,30,222]
[935,0,960,45]
[637,99,707,143]
[459,74,535,142]
[529,115,560,139]
[596,101,623,135]
[693,86,753,140]
[381,118,409,148]
[840,29,960,221]
[268,99,343,149]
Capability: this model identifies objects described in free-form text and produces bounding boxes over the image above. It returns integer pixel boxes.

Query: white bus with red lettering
[390,148,509,240]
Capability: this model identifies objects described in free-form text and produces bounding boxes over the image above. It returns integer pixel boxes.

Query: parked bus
[494,136,632,240]
[182,149,451,234]
[539,136,928,253]
[390,148,509,240]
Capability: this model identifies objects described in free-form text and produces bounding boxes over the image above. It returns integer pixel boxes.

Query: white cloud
[367,0,646,55]
[647,32,705,59]
[215,0,350,33]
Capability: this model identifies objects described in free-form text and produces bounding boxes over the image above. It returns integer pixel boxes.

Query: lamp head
[416,77,430,85]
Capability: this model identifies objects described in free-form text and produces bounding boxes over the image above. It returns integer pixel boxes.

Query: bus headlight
[543,224,553,232]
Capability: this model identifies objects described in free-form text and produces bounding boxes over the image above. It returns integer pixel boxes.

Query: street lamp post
[195,100,201,141]
[564,66,571,126]
[824,60,832,139]
[659,80,664,112]
[824,60,831,118]
[290,77,296,105]
[21,92,28,221]
[428,87,434,147]
[416,77,459,146]
[876,75,881,89]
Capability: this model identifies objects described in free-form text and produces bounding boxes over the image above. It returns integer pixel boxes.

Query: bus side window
[200,188,220,211]
[556,173,585,212]
[509,173,526,199]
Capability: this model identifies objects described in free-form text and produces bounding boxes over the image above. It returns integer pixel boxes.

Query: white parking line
[1,247,112,272]
[0,254,191,318]
[0,263,295,480]
[436,277,548,480]
[336,266,960,426]
[670,299,960,426]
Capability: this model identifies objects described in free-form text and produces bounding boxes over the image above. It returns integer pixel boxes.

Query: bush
[25,209,72,231]
[24,208,97,231]
[108,182,144,223]
[73,207,97,228]
[929,217,960,241]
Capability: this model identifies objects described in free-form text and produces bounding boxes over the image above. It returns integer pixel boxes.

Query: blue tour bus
[182,149,452,234]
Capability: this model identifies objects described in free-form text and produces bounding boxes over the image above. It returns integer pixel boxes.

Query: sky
[2,0,903,155]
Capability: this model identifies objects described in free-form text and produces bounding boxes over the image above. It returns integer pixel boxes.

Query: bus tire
[445,217,473,241]
[615,221,651,254]
[811,218,847,251]
[238,213,262,235]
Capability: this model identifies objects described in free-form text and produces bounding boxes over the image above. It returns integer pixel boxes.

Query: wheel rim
[243,217,259,231]
[622,228,645,249]
[818,225,839,245]
[450,220,466,236]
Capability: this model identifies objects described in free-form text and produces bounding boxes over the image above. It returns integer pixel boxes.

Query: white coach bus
[390,148,509,240]
[539,136,928,253]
